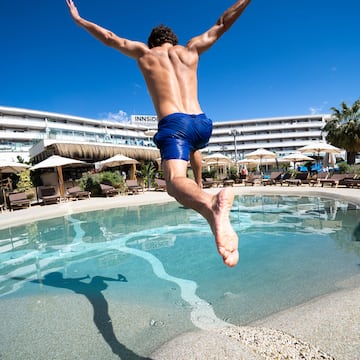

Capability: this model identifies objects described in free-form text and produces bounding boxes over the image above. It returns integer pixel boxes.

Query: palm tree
[141,161,156,189]
[323,98,360,164]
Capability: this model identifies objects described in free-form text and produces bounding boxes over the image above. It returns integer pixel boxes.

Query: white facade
[0,106,155,162]
[208,114,329,161]
[0,106,329,162]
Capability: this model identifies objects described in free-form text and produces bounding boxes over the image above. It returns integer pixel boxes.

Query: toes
[223,250,239,267]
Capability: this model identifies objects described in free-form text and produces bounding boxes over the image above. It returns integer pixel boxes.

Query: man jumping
[66,0,252,267]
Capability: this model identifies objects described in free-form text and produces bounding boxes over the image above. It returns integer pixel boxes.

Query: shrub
[337,161,351,174]
[15,169,33,192]
[229,166,238,181]
[99,171,124,189]
[78,170,126,196]
[14,169,35,199]
[201,169,216,180]
[79,172,101,196]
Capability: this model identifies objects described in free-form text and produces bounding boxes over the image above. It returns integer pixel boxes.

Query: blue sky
[1,0,359,122]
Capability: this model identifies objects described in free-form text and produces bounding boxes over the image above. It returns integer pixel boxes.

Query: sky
[1,0,359,123]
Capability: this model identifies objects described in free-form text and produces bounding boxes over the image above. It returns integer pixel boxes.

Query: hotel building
[0,105,330,165]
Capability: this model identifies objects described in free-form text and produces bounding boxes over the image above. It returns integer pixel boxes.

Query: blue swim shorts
[153,113,213,161]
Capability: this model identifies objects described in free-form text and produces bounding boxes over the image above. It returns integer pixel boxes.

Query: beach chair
[38,186,61,205]
[8,192,31,211]
[319,173,352,188]
[244,174,262,186]
[202,178,220,188]
[222,178,235,187]
[312,172,328,186]
[262,171,282,186]
[126,180,143,194]
[65,186,90,201]
[278,172,292,186]
[100,183,119,197]
[342,177,360,188]
[154,178,167,191]
[337,174,356,187]
[284,172,309,186]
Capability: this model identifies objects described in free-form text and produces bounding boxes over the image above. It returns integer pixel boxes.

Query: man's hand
[66,0,81,22]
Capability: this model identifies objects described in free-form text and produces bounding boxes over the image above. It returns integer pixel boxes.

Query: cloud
[132,82,142,96]
[309,101,329,115]
[100,110,129,123]
[309,106,322,115]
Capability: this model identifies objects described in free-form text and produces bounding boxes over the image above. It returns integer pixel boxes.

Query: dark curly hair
[147,24,178,48]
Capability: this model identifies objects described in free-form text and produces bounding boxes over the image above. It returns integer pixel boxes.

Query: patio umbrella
[0,161,30,174]
[282,153,315,169]
[245,148,277,169]
[237,159,257,165]
[202,153,233,177]
[30,155,90,196]
[202,152,233,164]
[205,160,232,166]
[98,154,139,169]
[298,141,341,170]
[282,153,315,162]
[298,141,341,155]
[237,158,258,170]
[0,161,30,209]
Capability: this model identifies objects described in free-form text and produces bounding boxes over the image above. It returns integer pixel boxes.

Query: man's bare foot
[210,187,239,267]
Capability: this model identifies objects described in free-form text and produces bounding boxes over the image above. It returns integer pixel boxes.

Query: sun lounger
[202,178,221,188]
[262,171,282,186]
[284,172,309,186]
[38,186,61,205]
[341,175,360,189]
[66,186,91,200]
[100,183,119,197]
[154,178,167,191]
[8,192,31,211]
[244,174,262,186]
[310,172,329,186]
[278,172,292,186]
[222,178,234,187]
[126,180,143,194]
[319,173,354,187]
[342,177,360,188]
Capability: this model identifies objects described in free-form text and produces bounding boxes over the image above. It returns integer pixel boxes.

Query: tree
[140,161,156,189]
[16,169,33,192]
[323,98,360,165]
[15,169,35,199]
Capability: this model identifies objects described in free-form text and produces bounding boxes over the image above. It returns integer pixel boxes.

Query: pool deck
[1,184,360,359]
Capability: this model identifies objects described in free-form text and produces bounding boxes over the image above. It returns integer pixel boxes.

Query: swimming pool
[0,195,359,359]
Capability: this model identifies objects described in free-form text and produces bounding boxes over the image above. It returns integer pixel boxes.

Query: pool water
[0,195,359,358]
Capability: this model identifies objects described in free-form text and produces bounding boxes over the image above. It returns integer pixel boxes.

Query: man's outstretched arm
[187,0,252,55]
[65,0,147,59]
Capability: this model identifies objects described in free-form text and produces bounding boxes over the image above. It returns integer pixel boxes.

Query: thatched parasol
[47,143,160,162]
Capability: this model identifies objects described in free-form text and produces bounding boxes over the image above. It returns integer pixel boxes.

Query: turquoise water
[0,195,359,358]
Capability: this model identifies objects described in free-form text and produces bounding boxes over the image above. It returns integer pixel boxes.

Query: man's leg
[190,150,203,188]
[163,159,239,267]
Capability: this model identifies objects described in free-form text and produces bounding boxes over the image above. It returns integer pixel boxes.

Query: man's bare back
[137,44,202,120]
